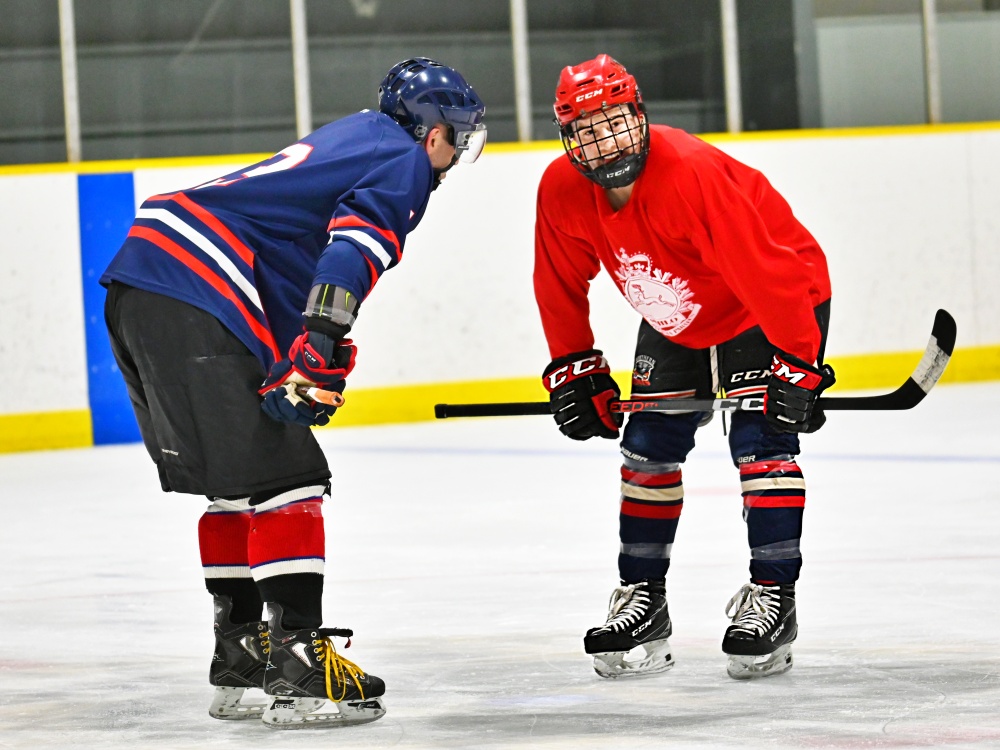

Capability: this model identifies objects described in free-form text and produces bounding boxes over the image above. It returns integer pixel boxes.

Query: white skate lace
[600,583,651,633]
[725,583,780,636]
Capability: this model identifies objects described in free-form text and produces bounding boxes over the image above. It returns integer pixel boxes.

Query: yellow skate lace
[314,636,367,702]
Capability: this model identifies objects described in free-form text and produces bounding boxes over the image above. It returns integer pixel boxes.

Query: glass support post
[720,0,742,133]
[58,0,81,162]
[510,0,532,142]
[290,0,313,139]
[921,0,942,124]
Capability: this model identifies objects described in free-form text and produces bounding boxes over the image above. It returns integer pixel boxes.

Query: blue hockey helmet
[378,58,487,163]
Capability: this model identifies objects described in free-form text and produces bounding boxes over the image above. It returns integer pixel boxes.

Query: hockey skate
[208,595,269,720]
[261,602,386,729]
[583,580,674,679]
[722,582,797,680]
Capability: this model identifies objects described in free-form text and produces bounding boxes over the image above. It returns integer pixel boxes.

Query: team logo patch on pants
[633,355,655,385]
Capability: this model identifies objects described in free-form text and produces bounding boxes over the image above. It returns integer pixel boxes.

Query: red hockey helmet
[554,54,639,126]
[553,54,649,188]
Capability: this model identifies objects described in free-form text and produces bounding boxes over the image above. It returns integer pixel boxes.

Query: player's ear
[423,125,445,152]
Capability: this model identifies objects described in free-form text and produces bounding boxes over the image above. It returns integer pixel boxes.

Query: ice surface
[1,382,998,749]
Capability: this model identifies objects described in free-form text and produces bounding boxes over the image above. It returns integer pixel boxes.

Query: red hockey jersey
[534,125,831,363]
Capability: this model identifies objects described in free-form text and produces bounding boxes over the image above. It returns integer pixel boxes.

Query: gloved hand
[764,351,836,433]
[543,349,623,440]
[259,331,356,427]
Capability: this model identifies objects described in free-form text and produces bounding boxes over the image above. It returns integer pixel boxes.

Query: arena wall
[1,123,998,452]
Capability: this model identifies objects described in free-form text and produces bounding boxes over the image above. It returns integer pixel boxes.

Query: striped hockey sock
[739,459,806,583]
[198,497,262,624]
[618,463,684,582]
[248,485,327,629]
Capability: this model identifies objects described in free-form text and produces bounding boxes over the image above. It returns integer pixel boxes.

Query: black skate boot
[261,602,386,729]
[208,594,269,720]
[583,580,674,678]
[722,582,797,680]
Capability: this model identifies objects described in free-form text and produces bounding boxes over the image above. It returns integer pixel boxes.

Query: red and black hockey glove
[764,351,836,434]
[543,349,623,441]
[259,330,357,427]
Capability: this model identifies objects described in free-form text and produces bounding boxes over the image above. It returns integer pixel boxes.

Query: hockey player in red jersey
[101,58,485,727]
[535,55,835,680]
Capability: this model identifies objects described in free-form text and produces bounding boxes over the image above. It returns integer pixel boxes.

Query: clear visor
[454,124,487,163]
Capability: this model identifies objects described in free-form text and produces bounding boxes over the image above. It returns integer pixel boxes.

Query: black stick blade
[931,308,958,356]
[912,308,956,393]
[822,308,955,411]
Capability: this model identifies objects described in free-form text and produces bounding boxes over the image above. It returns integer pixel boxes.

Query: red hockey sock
[248,499,325,579]
[198,499,253,578]
[198,498,262,623]
[248,487,327,629]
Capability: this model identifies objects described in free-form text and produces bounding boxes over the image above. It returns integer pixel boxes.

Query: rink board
[1,123,999,451]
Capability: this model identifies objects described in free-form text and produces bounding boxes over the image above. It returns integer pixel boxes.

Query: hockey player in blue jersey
[101,58,486,729]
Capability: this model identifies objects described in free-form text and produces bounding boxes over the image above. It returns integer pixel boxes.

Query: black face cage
[559,101,650,189]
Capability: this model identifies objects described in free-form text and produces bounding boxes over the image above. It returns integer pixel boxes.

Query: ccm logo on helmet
[576,88,603,102]
[547,355,608,389]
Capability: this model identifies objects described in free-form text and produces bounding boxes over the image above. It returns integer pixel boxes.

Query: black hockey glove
[259,330,356,427]
[543,349,623,441]
[764,351,836,433]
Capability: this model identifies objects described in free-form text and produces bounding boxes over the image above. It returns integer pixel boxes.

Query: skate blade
[726,644,793,680]
[262,695,386,729]
[208,686,267,720]
[592,637,675,679]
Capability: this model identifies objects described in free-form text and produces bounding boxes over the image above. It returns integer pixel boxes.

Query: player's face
[571,105,643,168]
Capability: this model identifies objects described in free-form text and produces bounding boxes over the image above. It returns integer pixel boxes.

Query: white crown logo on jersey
[614,249,701,337]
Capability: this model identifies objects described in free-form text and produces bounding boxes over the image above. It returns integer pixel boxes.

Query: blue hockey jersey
[101,110,434,366]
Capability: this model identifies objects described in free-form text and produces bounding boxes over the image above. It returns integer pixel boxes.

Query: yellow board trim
[823,344,1000,392]
[499,121,1000,153]
[0,410,93,454]
[329,376,549,428]
[0,153,272,177]
[1,345,997,452]
[3,121,999,176]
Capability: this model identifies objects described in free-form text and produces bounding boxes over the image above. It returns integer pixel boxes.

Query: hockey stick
[433,309,956,419]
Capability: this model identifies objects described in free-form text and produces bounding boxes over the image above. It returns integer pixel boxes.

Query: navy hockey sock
[739,459,805,583]
[618,465,684,582]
